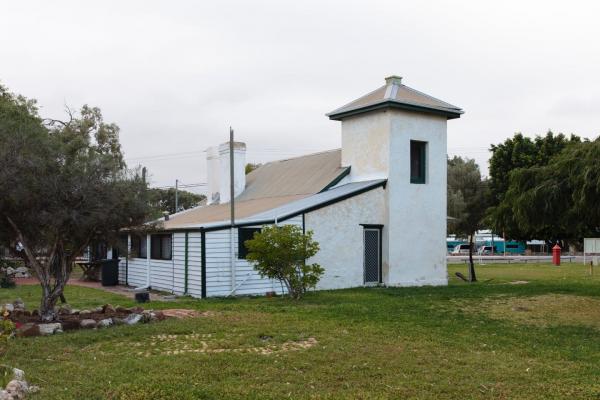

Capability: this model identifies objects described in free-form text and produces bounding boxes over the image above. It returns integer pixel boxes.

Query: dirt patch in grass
[160,309,215,319]
[478,294,600,330]
[113,333,317,357]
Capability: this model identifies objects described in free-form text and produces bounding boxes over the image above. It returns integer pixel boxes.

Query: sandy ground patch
[114,333,317,357]
[161,309,217,319]
[476,294,600,329]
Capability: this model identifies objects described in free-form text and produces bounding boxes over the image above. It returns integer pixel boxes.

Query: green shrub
[245,225,324,299]
[0,260,16,289]
[0,307,15,365]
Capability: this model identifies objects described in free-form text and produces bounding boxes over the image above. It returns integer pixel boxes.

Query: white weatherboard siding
[119,232,204,296]
[118,258,126,284]
[172,232,203,297]
[204,229,234,297]
[117,237,128,284]
[205,216,302,297]
[149,258,174,292]
[305,187,386,290]
[125,258,149,288]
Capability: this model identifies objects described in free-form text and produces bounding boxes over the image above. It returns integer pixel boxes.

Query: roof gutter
[197,179,388,232]
[146,179,388,233]
[327,100,463,121]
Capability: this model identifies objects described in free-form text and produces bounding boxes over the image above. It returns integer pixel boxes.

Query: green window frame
[410,140,427,184]
[151,234,172,260]
[130,235,147,259]
[238,227,261,259]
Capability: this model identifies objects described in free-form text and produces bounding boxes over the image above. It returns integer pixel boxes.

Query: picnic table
[75,260,102,281]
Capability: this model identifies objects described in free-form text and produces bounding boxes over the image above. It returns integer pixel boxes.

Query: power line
[124,146,331,163]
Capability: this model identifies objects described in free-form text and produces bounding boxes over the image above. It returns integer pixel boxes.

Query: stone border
[5,300,166,337]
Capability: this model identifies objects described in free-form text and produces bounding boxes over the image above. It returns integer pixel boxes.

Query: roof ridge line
[261,148,341,165]
[326,84,386,116]
[400,84,462,110]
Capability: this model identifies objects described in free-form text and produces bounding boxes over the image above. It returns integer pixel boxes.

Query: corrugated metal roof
[161,149,349,230]
[161,195,306,230]
[327,76,463,120]
[239,149,347,201]
[236,179,387,226]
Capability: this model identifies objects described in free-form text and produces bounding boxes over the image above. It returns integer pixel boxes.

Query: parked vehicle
[477,245,496,255]
[447,240,465,253]
[479,240,526,255]
[451,244,472,255]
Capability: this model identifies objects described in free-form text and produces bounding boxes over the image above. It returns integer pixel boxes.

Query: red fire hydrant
[552,244,561,266]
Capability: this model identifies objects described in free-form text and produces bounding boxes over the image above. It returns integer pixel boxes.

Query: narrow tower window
[410,140,427,184]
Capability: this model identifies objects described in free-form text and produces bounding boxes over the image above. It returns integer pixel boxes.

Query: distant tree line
[448,131,600,261]
[147,188,205,218]
[486,132,598,247]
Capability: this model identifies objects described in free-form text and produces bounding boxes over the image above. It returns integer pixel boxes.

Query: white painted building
[116,76,463,297]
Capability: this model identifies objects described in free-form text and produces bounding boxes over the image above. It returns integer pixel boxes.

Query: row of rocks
[55,303,135,316]
[2,299,25,313]
[6,301,145,319]
[0,266,30,278]
[78,310,162,329]
[16,309,165,337]
[0,368,38,400]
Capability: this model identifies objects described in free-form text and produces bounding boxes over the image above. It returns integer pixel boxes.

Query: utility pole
[229,127,236,295]
[175,179,179,212]
[230,128,235,226]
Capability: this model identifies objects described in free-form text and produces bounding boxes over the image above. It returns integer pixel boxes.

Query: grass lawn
[1,263,599,399]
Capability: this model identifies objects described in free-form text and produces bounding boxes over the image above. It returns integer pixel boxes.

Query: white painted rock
[38,323,62,336]
[12,369,24,381]
[6,379,28,399]
[12,299,24,312]
[80,319,97,329]
[98,318,113,328]
[14,267,30,278]
[124,313,142,325]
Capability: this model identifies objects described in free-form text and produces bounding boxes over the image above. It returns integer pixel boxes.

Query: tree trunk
[5,217,74,321]
[468,234,477,282]
[39,290,59,322]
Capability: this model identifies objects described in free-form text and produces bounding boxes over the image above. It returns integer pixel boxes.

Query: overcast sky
[2,0,599,194]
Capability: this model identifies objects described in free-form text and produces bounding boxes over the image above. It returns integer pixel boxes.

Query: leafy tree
[245,162,262,174]
[245,225,324,299]
[0,85,151,321]
[447,156,490,281]
[147,187,205,217]
[488,131,581,239]
[498,138,600,244]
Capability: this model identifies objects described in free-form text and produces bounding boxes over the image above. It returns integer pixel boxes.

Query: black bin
[101,259,119,286]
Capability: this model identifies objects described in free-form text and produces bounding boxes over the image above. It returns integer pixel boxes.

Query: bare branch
[42,118,68,127]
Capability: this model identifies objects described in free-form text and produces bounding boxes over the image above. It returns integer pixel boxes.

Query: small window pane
[161,235,172,259]
[151,236,161,259]
[238,228,261,259]
[410,140,427,184]
[139,236,147,258]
